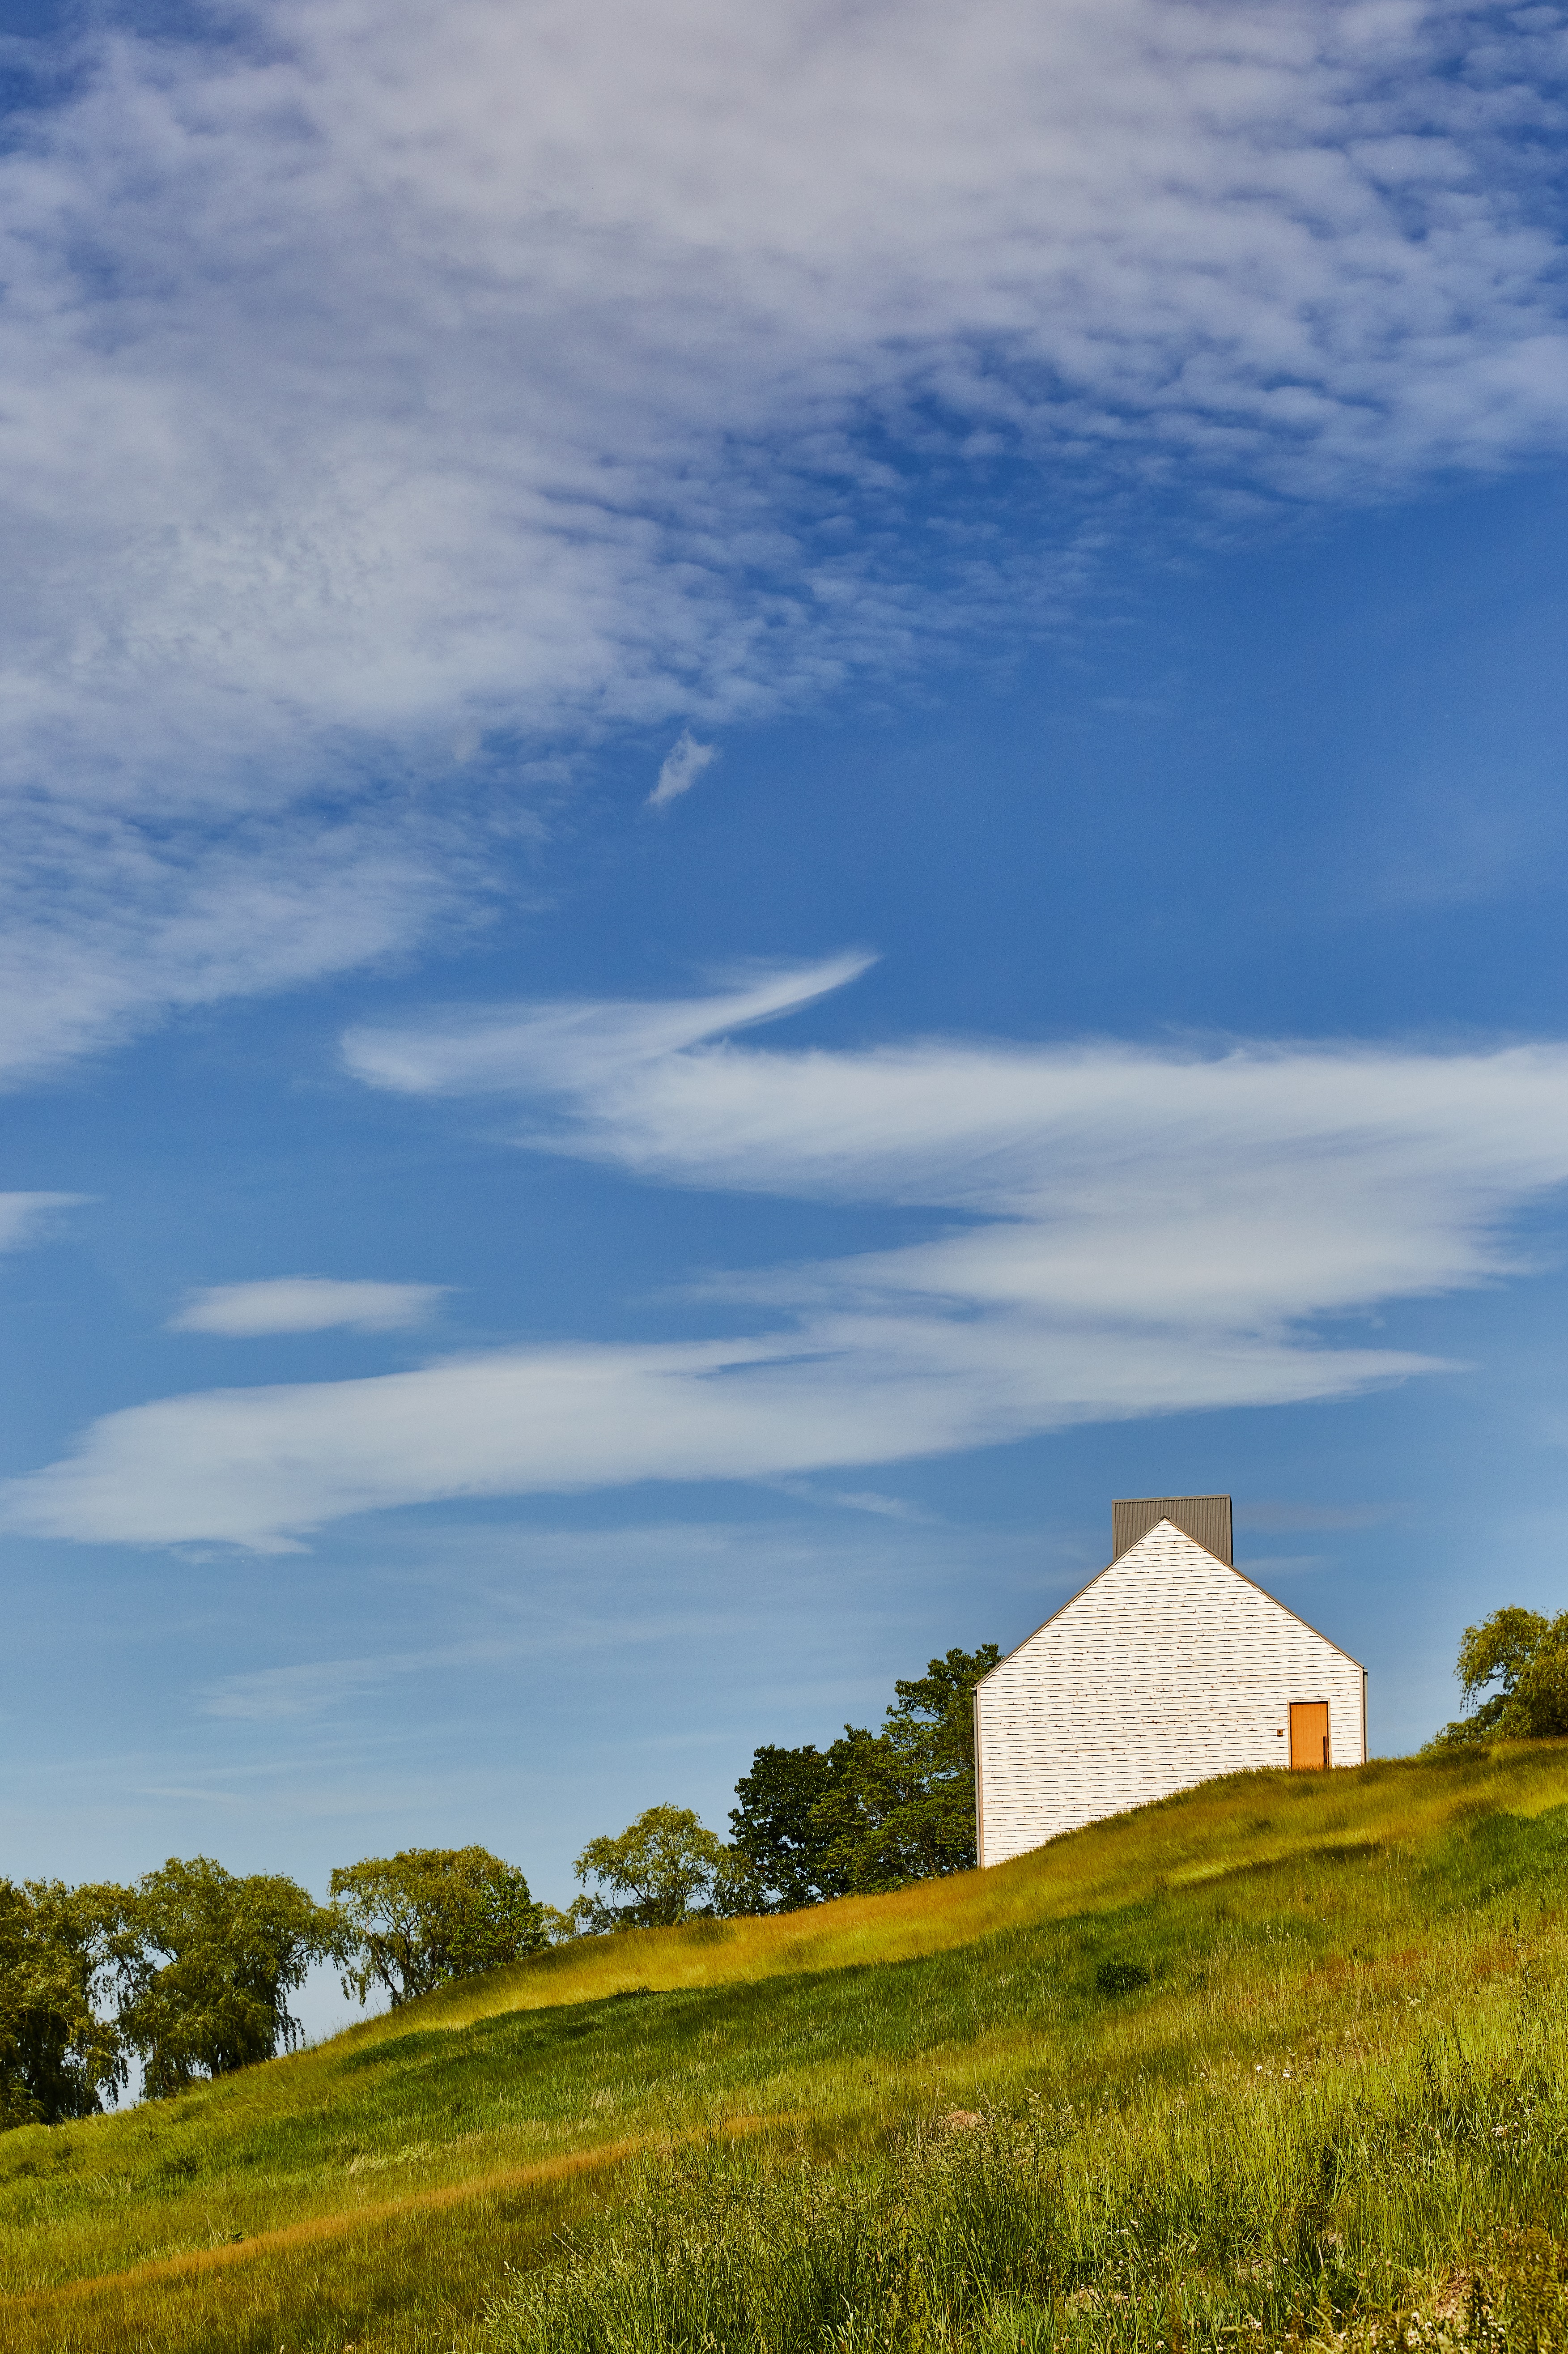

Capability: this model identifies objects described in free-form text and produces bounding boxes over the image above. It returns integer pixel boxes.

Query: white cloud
[3,0,1568,1071]
[170,1278,448,1337]
[649,732,718,810]
[13,961,1568,1549]
[0,812,454,1088]
[0,1192,85,1252]
[340,953,873,1102]
[0,1324,1435,1554]
[350,959,1568,1333]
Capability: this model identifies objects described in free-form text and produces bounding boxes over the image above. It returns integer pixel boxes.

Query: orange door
[1289,1701,1330,1770]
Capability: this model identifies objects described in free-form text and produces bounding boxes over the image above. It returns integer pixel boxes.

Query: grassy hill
[3,1745,1568,2352]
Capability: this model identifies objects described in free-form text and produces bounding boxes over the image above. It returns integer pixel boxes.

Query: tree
[1427,1607,1568,1748]
[573,1804,739,1929]
[331,1846,547,2007]
[106,1857,339,2098]
[813,1645,999,1895]
[0,1879,124,2128]
[727,1744,852,1913]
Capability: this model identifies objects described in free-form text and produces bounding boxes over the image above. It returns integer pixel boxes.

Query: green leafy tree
[106,1857,340,2098]
[573,1804,741,1929]
[534,1900,592,1945]
[331,1846,547,2007]
[813,1644,999,1895]
[727,1744,852,1913]
[1427,1607,1568,1748]
[0,1879,125,2128]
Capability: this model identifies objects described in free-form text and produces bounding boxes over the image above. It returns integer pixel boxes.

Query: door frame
[1288,1698,1331,1771]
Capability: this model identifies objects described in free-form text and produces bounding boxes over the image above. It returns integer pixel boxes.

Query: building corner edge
[973,1685,986,1869]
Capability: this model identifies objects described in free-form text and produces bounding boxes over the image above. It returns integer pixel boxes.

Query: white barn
[973,1494,1366,1867]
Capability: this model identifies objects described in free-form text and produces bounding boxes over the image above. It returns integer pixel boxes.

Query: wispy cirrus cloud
[0,816,452,1088]
[340,955,874,1105]
[12,960,1568,1550]
[348,956,1568,1332]
[4,0,1568,1075]
[199,1654,419,1721]
[0,1192,85,1252]
[0,1326,1437,1554]
[172,1278,448,1337]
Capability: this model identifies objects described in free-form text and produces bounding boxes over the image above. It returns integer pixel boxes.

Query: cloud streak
[4,0,1568,1071]
[0,812,455,1089]
[171,1279,448,1337]
[199,1654,421,1720]
[13,960,1568,1549]
[0,1192,85,1252]
[350,958,1568,1331]
[0,1326,1435,1554]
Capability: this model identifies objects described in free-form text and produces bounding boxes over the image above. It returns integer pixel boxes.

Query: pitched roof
[974,1517,1366,1684]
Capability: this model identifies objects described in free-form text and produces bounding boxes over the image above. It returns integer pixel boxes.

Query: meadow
[1,1743,1566,2352]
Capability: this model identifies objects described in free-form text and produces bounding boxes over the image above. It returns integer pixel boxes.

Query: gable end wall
[975,1522,1366,1864]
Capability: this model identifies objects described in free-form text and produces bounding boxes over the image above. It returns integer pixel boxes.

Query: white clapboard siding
[975,1520,1366,1866]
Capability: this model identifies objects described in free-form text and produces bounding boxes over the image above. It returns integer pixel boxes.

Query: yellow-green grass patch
[3,1744,1565,2351]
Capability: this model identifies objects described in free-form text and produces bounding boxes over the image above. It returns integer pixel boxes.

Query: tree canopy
[816,1644,1000,1894]
[0,1878,123,2127]
[727,1745,852,1913]
[1428,1606,1568,1748]
[573,1805,739,1929]
[103,1856,338,2098]
[330,1846,547,2007]
[727,1644,999,1907]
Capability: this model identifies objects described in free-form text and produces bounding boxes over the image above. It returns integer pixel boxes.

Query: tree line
[0,1845,547,2128]
[12,1605,1551,2132]
[1,1640,997,2130]
[566,1643,999,1929]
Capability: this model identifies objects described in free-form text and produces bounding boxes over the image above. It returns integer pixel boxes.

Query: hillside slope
[3,1744,1567,2352]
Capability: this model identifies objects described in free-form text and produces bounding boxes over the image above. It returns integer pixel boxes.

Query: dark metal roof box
[1112,1494,1232,1566]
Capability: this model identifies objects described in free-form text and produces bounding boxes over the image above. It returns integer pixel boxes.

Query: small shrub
[1094,1958,1151,1994]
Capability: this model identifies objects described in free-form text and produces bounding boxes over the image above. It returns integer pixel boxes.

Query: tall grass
[489,1972,1568,2351]
[487,1791,1568,2353]
[3,1748,1567,2351]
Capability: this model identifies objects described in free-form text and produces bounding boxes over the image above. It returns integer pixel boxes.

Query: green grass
[3,1745,1568,2351]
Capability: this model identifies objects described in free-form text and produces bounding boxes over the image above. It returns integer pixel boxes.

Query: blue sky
[4,0,1568,2031]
